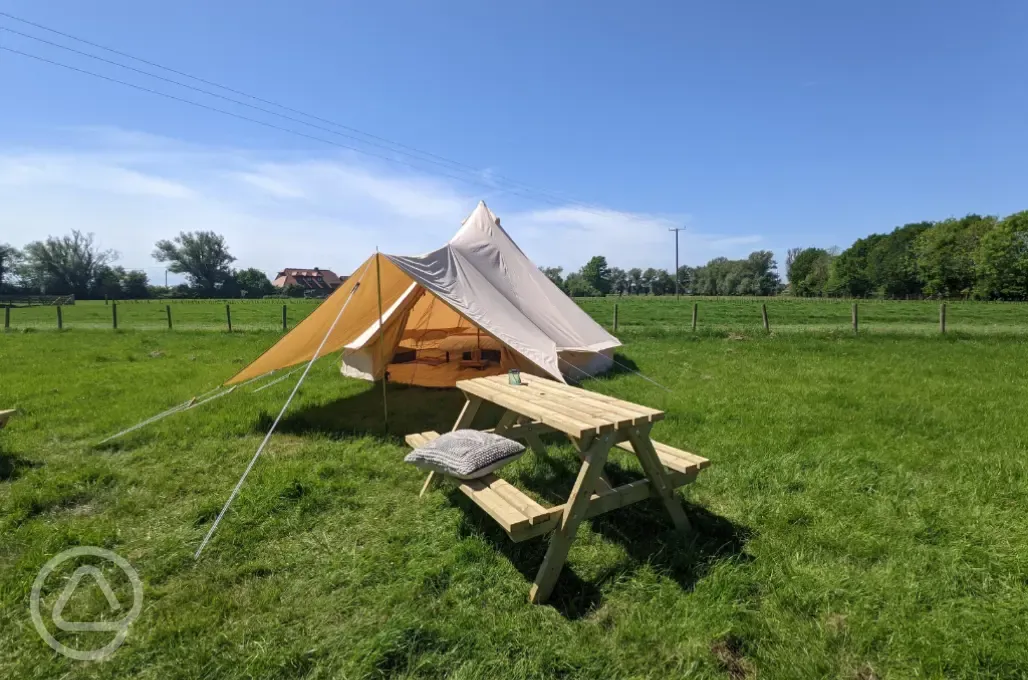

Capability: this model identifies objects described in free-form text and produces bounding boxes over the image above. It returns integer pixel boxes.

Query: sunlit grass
[3,326,1028,678]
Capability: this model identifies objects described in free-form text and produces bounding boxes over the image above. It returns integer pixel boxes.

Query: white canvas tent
[226,202,620,388]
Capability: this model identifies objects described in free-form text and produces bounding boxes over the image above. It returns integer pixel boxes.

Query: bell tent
[226,202,620,389]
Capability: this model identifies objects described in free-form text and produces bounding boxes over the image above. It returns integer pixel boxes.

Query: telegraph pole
[669,226,685,298]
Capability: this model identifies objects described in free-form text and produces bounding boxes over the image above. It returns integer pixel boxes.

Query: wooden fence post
[691,302,698,331]
[940,303,946,334]
[57,305,63,330]
[613,303,619,332]
[166,304,172,330]
[761,303,770,333]
[226,304,232,332]
[282,304,287,332]
[112,302,118,329]
[852,303,858,334]
[4,304,9,330]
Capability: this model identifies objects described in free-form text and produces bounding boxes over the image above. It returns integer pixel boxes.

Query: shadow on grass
[452,448,752,620]
[0,440,41,482]
[269,384,506,442]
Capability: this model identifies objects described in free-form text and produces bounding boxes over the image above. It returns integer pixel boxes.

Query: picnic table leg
[420,394,483,498]
[571,432,614,493]
[529,431,614,604]
[626,425,693,535]
[491,410,519,436]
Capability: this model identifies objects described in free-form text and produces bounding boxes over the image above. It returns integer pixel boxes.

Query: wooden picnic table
[406,374,710,604]
[0,410,15,430]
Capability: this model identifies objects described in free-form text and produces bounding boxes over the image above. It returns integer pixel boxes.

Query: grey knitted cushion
[404,429,526,480]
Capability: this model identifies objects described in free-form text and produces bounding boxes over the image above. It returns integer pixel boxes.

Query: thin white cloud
[0,128,764,281]
[510,206,762,270]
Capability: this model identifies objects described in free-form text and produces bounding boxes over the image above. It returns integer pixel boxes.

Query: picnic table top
[457,374,664,439]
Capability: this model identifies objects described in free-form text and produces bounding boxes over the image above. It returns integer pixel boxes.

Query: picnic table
[406,374,710,604]
[0,410,15,429]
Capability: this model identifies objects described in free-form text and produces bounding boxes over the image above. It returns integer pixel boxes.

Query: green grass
[4,325,1028,678]
[577,296,1028,336]
[3,299,322,331]
[10,296,1028,336]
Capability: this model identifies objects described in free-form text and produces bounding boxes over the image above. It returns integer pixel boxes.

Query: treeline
[0,230,307,300]
[544,209,1028,300]
[540,251,781,297]
[787,211,1028,299]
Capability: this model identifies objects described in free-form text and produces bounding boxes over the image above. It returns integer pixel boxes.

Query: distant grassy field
[577,295,1028,336]
[3,299,322,331]
[7,296,1028,336]
[4,326,1028,678]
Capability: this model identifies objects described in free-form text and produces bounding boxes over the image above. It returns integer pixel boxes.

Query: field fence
[4,297,1028,336]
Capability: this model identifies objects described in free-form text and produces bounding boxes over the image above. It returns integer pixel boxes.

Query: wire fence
[4,297,1028,336]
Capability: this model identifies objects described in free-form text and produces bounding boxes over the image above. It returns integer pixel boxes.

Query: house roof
[271,267,345,289]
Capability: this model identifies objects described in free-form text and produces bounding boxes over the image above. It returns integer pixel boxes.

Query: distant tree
[0,244,21,291]
[641,268,658,295]
[19,231,116,297]
[121,270,150,299]
[153,231,236,295]
[92,265,125,299]
[235,267,273,298]
[913,215,995,298]
[648,269,675,295]
[539,266,565,290]
[564,272,600,297]
[825,235,887,297]
[746,250,780,295]
[283,283,306,298]
[788,247,833,296]
[676,265,692,294]
[686,252,779,296]
[866,222,931,298]
[580,256,611,295]
[626,268,643,294]
[785,247,802,275]
[608,267,627,295]
[974,211,1028,300]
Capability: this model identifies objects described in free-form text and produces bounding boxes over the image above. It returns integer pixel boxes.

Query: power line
[0,11,605,213]
[0,25,563,203]
[0,45,563,205]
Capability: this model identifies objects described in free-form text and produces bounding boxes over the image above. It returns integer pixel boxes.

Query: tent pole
[375,250,389,427]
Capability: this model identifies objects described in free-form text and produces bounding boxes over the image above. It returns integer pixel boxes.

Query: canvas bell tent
[226,202,620,389]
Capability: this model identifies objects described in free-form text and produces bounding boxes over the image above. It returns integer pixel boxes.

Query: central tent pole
[375,250,389,427]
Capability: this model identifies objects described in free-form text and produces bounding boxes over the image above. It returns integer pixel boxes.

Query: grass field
[4,313,1028,677]
[7,297,1028,336]
[3,299,322,331]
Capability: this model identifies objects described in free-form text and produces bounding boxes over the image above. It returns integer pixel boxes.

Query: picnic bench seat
[405,428,709,543]
[0,410,15,430]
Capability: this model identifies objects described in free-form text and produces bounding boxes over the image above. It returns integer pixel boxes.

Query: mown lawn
[3,328,1028,678]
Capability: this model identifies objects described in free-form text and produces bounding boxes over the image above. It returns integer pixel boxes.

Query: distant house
[271,267,346,296]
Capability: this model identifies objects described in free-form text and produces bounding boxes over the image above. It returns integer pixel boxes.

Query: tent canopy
[226,202,620,387]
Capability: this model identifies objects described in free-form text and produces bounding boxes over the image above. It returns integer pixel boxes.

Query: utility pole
[668,226,685,299]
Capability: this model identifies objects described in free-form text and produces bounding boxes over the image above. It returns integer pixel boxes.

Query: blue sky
[1,1,1026,282]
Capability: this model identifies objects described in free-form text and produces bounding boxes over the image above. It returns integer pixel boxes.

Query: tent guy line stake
[194,263,370,560]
